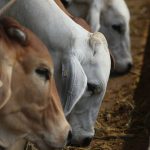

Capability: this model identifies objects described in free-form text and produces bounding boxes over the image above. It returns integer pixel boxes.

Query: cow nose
[87,83,101,95]
[67,130,72,145]
[127,63,133,71]
[82,137,93,147]
[67,135,93,147]
[124,62,133,74]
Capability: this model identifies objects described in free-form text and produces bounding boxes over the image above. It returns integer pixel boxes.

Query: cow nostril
[67,130,72,144]
[82,137,92,147]
[127,63,133,71]
[124,63,133,74]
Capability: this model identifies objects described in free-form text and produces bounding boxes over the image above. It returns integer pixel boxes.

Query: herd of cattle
[0,0,133,150]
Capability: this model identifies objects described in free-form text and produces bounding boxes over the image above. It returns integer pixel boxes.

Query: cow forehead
[0,17,53,69]
[104,0,130,20]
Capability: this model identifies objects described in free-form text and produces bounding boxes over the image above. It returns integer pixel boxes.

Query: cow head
[99,0,133,74]
[63,0,133,74]
[67,32,111,147]
[0,17,71,150]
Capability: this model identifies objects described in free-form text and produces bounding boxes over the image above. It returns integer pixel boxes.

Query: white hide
[68,0,133,74]
[0,0,111,146]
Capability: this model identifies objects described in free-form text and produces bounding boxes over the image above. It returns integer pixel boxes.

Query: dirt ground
[65,0,150,150]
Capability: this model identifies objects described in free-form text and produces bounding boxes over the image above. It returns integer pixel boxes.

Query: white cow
[0,0,111,147]
[63,0,133,74]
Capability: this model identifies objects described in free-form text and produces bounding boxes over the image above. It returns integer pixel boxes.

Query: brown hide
[0,17,70,150]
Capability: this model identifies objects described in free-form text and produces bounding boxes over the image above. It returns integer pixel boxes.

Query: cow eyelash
[35,67,50,80]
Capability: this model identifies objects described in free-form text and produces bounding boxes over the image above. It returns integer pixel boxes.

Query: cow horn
[0,0,16,16]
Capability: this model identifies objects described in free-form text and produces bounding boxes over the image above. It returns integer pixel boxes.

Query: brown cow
[0,17,71,150]
[55,0,92,32]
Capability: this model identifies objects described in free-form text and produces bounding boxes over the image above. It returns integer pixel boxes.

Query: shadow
[110,71,132,78]
[123,25,150,150]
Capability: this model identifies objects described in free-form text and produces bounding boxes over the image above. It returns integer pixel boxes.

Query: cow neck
[46,0,91,52]
[4,0,90,52]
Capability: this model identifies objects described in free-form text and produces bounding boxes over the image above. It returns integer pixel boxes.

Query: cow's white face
[100,0,132,74]
[66,0,133,74]
[67,32,111,147]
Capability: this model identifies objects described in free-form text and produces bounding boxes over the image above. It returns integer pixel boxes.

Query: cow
[0,0,111,147]
[56,0,115,69]
[0,16,71,150]
[63,0,133,74]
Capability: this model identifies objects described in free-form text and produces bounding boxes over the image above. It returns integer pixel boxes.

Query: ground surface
[65,0,150,150]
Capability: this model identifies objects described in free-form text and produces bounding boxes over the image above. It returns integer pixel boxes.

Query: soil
[65,0,150,150]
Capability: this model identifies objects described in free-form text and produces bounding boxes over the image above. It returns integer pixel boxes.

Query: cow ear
[7,27,28,46]
[61,55,87,116]
[0,62,13,109]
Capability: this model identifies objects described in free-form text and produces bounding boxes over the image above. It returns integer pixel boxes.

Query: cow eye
[87,83,101,95]
[61,0,71,7]
[112,24,125,34]
[35,68,50,80]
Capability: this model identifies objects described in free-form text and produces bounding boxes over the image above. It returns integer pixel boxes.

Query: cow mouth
[25,136,64,150]
[28,141,63,150]
[42,139,65,150]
